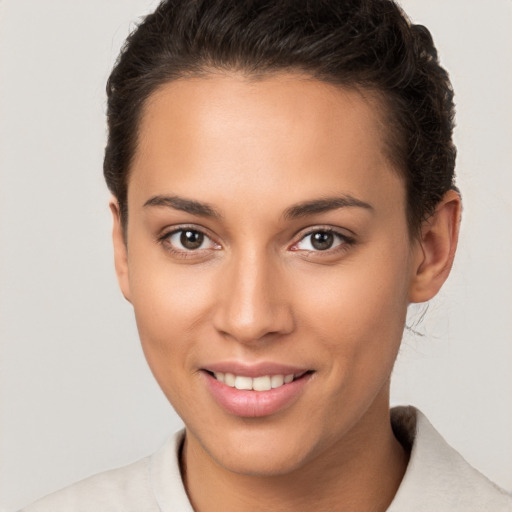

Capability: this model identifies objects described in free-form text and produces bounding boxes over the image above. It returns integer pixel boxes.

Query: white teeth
[212,371,305,391]
[224,372,235,387]
[252,376,272,391]
[271,375,284,388]
[235,376,253,390]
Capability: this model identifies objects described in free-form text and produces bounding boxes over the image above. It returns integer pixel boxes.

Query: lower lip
[203,371,313,418]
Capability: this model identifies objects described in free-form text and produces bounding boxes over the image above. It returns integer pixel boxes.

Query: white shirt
[20,407,512,511]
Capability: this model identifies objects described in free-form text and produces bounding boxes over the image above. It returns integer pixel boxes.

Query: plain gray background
[1,0,511,510]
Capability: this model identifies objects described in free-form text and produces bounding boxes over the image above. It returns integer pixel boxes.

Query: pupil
[311,231,334,250]
[180,230,204,250]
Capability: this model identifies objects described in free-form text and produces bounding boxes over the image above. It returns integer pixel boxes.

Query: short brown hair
[104,0,457,236]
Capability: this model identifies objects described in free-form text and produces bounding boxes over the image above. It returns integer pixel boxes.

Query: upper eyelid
[293,225,355,241]
[158,224,216,240]
[159,226,221,257]
[157,224,354,248]
[288,227,355,254]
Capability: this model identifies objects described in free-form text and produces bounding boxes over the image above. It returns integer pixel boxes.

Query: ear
[110,199,132,303]
[409,189,462,303]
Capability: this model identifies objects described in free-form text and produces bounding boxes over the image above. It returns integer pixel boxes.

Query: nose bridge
[213,244,292,343]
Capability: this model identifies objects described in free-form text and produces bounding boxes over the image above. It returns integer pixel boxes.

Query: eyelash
[290,227,355,256]
[157,225,220,259]
[157,225,355,259]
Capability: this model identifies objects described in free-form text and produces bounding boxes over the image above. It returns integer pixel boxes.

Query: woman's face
[115,73,422,475]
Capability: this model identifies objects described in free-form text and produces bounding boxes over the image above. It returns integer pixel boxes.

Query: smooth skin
[111,73,461,512]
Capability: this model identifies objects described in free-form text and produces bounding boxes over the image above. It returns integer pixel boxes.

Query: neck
[182,394,408,512]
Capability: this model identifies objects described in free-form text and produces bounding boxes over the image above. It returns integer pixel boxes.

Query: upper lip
[202,361,312,378]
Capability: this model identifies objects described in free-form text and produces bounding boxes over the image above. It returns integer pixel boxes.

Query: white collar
[388,406,511,511]
[149,406,512,511]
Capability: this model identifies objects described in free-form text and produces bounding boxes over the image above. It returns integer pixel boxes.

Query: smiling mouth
[205,370,312,391]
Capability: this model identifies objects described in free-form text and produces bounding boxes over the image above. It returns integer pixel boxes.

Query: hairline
[119,67,414,240]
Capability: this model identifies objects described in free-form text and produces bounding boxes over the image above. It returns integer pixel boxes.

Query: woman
[20,0,512,510]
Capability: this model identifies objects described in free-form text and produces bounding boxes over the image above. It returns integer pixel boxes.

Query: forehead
[130,72,403,214]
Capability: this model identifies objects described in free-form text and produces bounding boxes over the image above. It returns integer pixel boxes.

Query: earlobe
[110,199,132,303]
[409,190,462,303]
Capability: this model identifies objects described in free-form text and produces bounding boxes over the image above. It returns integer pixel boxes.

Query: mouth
[201,367,314,417]
[204,370,312,391]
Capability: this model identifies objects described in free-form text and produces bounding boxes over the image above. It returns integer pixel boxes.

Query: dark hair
[104,0,456,236]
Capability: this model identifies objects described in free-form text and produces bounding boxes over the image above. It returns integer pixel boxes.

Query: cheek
[293,242,411,369]
[127,256,216,388]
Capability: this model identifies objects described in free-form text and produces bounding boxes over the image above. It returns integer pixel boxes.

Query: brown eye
[163,228,221,255]
[310,231,334,250]
[293,229,350,253]
[180,230,204,250]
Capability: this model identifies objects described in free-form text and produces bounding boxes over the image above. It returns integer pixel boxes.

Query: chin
[193,419,322,477]
[214,444,311,477]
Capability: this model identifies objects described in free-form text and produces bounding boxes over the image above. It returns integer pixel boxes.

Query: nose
[212,249,294,345]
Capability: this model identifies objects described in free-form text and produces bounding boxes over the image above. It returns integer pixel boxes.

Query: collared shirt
[21,407,512,511]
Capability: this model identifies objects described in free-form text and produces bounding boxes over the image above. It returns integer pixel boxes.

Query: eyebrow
[143,194,373,220]
[283,196,374,219]
[143,195,222,218]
